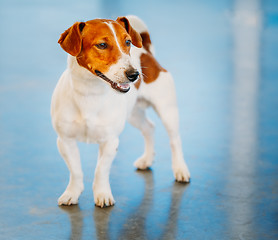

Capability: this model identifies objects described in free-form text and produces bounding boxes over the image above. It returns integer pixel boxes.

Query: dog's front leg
[57,137,84,205]
[93,137,119,208]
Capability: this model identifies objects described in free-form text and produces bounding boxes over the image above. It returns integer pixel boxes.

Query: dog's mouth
[95,70,130,93]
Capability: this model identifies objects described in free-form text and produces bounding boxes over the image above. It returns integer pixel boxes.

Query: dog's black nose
[125,69,139,82]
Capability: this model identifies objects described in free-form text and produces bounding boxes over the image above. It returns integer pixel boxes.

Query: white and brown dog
[51,15,190,208]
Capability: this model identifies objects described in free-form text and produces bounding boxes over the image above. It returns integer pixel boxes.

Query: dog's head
[58,17,142,93]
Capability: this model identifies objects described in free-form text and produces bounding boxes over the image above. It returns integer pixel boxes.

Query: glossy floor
[0,0,278,239]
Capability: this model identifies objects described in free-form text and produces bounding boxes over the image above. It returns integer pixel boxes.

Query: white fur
[51,16,190,208]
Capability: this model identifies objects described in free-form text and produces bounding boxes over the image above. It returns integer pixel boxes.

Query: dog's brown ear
[116,17,142,48]
[58,22,86,56]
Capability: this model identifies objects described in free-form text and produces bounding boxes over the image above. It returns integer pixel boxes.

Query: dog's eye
[96,43,108,49]
[125,40,131,47]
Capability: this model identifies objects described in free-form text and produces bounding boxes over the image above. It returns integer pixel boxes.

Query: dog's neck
[67,55,109,96]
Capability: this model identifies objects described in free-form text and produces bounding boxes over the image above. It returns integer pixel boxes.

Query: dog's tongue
[116,82,130,92]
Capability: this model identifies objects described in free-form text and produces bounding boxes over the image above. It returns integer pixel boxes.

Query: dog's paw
[94,191,115,208]
[58,184,84,206]
[134,155,153,170]
[58,190,82,206]
[173,162,190,183]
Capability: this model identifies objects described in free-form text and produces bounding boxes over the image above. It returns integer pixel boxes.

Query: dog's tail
[126,15,155,55]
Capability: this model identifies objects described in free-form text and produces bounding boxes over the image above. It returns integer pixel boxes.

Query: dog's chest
[74,94,127,143]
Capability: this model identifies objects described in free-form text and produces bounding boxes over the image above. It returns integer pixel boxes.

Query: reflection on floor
[0,0,278,239]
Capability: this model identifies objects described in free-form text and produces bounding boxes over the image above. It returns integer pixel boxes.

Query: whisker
[140,72,147,78]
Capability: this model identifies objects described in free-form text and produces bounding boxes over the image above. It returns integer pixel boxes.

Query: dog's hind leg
[128,101,155,170]
[150,73,190,182]
[57,137,84,205]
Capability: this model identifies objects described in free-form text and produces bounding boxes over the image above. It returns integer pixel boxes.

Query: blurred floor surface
[0,0,278,239]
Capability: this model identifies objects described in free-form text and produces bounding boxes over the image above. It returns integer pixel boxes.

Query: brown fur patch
[58,22,85,56]
[59,19,137,75]
[116,17,142,48]
[140,52,167,84]
[112,22,132,55]
[134,76,141,89]
[76,19,123,74]
[140,32,152,53]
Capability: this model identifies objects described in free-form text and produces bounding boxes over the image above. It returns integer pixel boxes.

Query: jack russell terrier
[51,15,190,208]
